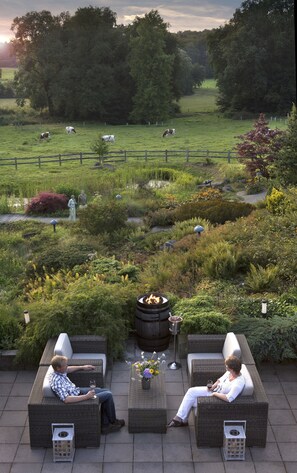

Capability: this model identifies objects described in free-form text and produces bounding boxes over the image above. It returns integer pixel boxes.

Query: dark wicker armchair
[28,366,101,448]
[194,364,268,447]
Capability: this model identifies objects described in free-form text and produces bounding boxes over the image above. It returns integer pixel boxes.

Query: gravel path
[236,190,267,204]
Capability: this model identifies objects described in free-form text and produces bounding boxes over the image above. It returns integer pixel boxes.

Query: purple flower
[143,368,153,378]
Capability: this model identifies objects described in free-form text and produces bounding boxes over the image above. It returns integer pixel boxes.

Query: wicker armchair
[28,366,101,448]
[194,364,268,447]
[187,334,255,387]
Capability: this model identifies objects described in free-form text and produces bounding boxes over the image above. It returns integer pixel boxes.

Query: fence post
[227,151,231,163]
[14,157,18,170]
[80,153,83,164]
[164,149,168,162]
[186,150,189,162]
[144,150,148,162]
[59,154,62,166]
[38,156,41,168]
[124,150,127,162]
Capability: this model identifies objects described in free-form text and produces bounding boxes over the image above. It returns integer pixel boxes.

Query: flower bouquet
[131,352,166,390]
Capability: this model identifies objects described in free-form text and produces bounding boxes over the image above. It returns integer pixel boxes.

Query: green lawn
[0,67,17,81]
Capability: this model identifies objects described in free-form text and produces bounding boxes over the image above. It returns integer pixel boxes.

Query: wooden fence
[0,149,239,169]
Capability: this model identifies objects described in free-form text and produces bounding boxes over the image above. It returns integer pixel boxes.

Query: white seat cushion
[54,333,73,359]
[240,364,254,396]
[42,365,56,398]
[222,332,241,359]
[72,353,107,376]
[187,353,223,374]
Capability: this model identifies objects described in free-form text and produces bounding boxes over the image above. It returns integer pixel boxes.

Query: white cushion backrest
[71,353,107,376]
[42,365,56,398]
[222,332,241,359]
[54,333,73,359]
[241,364,254,396]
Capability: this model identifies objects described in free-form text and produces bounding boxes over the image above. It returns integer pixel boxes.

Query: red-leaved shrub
[26,192,68,215]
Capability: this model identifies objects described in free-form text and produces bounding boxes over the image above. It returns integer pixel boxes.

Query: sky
[0,1,243,43]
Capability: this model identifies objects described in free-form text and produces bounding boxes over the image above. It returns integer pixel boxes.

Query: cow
[162,128,176,137]
[40,132,50,140]
[102,134,115,143]
[66,126,76,134]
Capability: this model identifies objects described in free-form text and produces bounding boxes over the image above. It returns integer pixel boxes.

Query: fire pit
[135,293,170,352]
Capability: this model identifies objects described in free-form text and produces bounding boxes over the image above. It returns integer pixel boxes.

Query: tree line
[8,0,296,121]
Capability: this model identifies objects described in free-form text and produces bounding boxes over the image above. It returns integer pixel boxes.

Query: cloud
[0,1,242,42]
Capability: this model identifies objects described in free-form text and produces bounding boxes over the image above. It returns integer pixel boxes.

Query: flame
[145,293,162,305]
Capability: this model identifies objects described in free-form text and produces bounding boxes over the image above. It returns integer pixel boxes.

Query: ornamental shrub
[145,208,175,227]
[202,241,238,279]
[26,192,68,215]
[232,315,297,362]
[172,294,231,334]
[0,312,22,350]
[173,200,253,225]
[265,188,287,215]
[181,311,231,335]
[16,282,134,365]
[245,263,279,293]
[26,243,96,277]
[78,197,127,235]
[232,297,296,319]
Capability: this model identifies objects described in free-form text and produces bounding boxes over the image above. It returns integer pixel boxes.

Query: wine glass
[89,379,97,399]
[207,379,213,390]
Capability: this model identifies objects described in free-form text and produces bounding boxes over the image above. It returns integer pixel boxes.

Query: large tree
[128,10,179,123]
[11,7,134,120]
[207,0,295,114]
[274,104,297,185]
[11,10,68,113]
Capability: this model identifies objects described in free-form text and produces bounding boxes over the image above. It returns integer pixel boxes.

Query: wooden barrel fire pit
[135,293,170,352]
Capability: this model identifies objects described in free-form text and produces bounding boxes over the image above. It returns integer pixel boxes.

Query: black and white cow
[40,132,50,140]
[162,128,176,137]
[66,126,76,134]
[102,134,115,142]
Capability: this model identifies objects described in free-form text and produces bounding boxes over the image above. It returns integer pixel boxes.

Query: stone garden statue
[78,190,87,208]
[68,195,77,221]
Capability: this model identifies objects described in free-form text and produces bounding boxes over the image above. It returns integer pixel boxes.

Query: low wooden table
[128,372,167,433]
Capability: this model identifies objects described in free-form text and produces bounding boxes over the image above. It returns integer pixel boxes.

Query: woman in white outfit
[168,355,245,427]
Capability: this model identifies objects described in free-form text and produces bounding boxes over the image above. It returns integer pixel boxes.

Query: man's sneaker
[101,423,122,434]
[114,419,125,427]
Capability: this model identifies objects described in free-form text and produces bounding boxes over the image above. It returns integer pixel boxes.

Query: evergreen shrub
[232,315,297,362]
[202,241,237,279]
[173,200,253,225]
[26,243,96,276]
[16,282,134,365]
[172,294,231,334]
[181,311,231,335]
[0,313,22,350]
[245,263,279,292]
[78,198,127,235]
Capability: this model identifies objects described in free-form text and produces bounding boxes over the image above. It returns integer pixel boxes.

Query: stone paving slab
[0,340,296,471]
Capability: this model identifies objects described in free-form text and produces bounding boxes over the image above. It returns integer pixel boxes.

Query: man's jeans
[79,388,116,426]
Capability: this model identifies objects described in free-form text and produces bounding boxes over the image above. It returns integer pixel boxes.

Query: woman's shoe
[167,418,188,427]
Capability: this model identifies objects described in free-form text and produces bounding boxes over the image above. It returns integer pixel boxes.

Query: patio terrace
[0,336,296,473]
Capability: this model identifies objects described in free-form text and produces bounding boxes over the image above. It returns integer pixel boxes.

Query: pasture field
[0,79,288,198]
